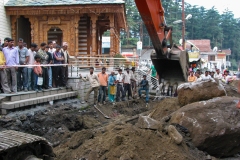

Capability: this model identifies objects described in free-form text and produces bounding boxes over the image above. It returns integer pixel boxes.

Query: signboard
[137,41,142,50]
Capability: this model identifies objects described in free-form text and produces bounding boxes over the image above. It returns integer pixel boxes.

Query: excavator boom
[135,0,189,84]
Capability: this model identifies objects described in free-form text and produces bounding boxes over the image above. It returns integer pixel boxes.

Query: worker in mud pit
[200,71,213,81]
[80,67,100,106]
[188,71,197,82]
[138,75,149,103]
[116,69,126,102]
[214,69,223,80]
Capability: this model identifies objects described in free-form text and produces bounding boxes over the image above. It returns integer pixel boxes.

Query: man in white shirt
[200,71,213,81]
[61,42,70,86]
[48,41,56,88]
[123,68,135,100]
[214,69,223,80]
[80,67,100,106]
[27,43,37,91]
[116,69,125,102]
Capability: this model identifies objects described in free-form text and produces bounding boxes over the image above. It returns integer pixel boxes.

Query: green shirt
[151,65,157,77]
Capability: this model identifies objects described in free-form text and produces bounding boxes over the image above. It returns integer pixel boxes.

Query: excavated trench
[0,89,239,159]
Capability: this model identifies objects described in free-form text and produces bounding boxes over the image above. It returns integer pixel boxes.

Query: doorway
[47,27,63,46]
[17,16,31,47]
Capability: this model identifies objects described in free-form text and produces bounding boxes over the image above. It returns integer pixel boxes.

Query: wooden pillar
[75,15,81,56]
[109,14,115,56]
[11,16,17,43]
[115,28,120,54]
[91,15,97,56]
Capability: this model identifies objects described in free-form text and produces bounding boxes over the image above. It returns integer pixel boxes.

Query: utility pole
[182,0,185,50]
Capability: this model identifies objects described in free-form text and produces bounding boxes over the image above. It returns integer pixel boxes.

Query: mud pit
[0,95,239,159]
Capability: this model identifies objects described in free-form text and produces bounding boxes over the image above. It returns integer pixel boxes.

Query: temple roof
[5,0,125,7]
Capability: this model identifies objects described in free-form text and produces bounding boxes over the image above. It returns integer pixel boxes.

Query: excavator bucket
[135,0,189,84]
[151,46,189,83]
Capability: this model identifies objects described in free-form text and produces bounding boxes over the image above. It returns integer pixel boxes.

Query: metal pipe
[182,0,185,50]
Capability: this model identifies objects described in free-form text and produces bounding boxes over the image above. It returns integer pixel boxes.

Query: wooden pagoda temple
[4,0,126,56]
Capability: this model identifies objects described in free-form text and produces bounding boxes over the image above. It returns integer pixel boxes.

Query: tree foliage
[121,0,240,70]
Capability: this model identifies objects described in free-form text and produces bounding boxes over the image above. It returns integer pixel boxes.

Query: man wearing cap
[52,45,65,87]
[3,38,19,93]
[138,75,149,103]
[16,38,29,92]
[80,67,100,106]
[61,42,70,86]
[97,67,108,105]
[37,42,49,89]
[116,69,125,102]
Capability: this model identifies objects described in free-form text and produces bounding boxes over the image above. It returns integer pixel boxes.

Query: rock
[177,79,226,106]
[19,115,27,121]
[169,96,240,157]
[167,125,183,145]
[137,115,162,130]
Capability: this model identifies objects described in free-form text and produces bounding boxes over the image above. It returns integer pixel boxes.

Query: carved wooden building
[4,0,126,56]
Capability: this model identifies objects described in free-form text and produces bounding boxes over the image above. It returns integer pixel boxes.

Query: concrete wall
[68,77,95,105]
[0,0,11,42]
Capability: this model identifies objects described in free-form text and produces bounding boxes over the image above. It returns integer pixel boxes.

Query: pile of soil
[54,98,209,160]
[151,97,180,121]
[54,122,206,160]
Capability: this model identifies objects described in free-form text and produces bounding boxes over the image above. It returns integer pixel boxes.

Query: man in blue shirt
[138,75,149,103]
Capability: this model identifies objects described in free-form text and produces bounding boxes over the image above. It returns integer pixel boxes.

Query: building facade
[0,0,11,42]
[4,0,126,56]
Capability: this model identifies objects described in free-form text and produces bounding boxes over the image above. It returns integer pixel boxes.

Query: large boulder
[169,96,240,157]
[177,79,226,106]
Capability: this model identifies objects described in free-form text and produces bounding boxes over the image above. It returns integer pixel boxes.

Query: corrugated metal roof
[5,0,124,7]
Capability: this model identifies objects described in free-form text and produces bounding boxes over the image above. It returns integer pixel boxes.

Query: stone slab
[1,91,77,113]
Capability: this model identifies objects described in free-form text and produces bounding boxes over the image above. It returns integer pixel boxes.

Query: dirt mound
[55,123,207,160]
[151,97,180,121]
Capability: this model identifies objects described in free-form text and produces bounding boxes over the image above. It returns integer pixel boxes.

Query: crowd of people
[79,67,150,106]
[188,67,238,83]
[0,37,70,93]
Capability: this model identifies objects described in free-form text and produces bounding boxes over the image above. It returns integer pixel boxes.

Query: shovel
[94,105,110,119]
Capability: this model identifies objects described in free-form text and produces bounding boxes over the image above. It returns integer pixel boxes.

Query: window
[208,55,215,61]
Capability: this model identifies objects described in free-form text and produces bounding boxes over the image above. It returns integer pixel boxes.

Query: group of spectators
[80,67,150,106]
[0,37,70,93]
[188,68,237,83]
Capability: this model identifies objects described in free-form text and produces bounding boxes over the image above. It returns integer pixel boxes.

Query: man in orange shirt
[98,67,108,105]
[188,71,197,82]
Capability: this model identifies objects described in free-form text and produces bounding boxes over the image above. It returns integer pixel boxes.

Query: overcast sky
[185,0,240,18]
